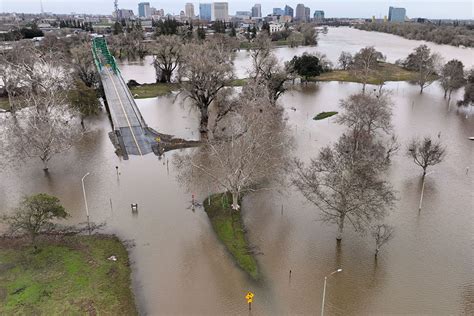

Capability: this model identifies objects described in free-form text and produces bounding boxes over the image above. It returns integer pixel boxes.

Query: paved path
[99,66,153,157]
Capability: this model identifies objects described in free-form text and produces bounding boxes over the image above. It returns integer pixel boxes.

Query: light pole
[419,171,434,212]
[81,172,91,235]
[321,268,342,316]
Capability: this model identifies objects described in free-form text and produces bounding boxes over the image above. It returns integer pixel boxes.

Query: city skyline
[1,0,473,19]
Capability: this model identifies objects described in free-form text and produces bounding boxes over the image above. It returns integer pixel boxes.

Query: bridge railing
[92,37,119,74]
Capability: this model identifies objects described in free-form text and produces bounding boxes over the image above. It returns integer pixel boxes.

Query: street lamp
[419,171,434,211]
[81,172,91,235]
[321,268,342,316]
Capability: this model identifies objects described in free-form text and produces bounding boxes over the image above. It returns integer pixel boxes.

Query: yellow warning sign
[245,291,254,303]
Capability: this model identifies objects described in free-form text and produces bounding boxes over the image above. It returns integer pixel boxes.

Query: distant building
[295,4,306,21]
[388,6,406,22]
[273,8,284,16]
[117,9,134,20]
[236,11,252,19]
[199,3,212,21]
[185,3,194,18]
[251,4,262,18]
[212,2,229,21]
[314,10,324,22]
[138,2,151,18]
[269,23,283,33]
[304,7,310,21]
[284,5,293,18]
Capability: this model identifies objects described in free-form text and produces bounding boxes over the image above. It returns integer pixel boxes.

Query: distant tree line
[355,22,474,47]
[59,20,94,32]
[0,23,44,41]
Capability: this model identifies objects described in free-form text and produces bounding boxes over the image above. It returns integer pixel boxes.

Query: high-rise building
[295,4,306,21]
[118,9,134,19]
[199,3,212,21]
[388,6,406,22]
[313,10,325,22]
[185,3,195,18]
[212,2,228,21]
[236,11,252,19]
[251,4,262,18]
[305,6,310,21]
[138,2,151,18]
[284,5,293,17]
[273,8,284,16]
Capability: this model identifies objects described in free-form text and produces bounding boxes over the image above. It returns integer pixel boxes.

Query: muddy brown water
[0,27,473,315]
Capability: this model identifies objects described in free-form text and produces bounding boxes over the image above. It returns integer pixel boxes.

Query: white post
[321,276,328,316]
[321,269,342,316]
[419,172,434,212]
[81,172,91,235]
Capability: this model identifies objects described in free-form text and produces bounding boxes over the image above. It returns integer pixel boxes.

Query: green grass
[130,82,178,99]
[204,193,259,280]
[313,62,421,84]
[0,97,10,110]
[0,235,137,315]
[230,78,248,87]
[313,111,338,121]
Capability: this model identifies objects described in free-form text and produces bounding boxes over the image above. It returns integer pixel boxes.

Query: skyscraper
[295,4,306,21]
[284,5,294,17]
[305,6,310,21]
[273,8,284,16]
[388,6,406,22]
[313,10,325,22]
[252,4,262,18]
[185,3,195,18]
[138,2,151,18]
[212,2,229,21]
[199,3,212,21]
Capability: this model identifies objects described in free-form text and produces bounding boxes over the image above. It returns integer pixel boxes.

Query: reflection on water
[1,28,473,315]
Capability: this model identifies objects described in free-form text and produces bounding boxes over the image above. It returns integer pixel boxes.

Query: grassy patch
[230,78,248,87]
[313,62,421,84]
[313,111,338,121]
[0,97,10,110]
[0,235,137,315]
[204,193,259,280]
[130,82,179,99]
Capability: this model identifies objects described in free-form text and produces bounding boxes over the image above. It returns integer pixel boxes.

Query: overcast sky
[1,0,473,19]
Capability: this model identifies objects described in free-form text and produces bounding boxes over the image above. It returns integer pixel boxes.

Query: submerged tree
[1,193,68,246]
[349,46,384,92]
[293,134,396,241]
[175,88,290,210]
[372,224,394,257]
[179,39,234,138]
[249,34,290,105]
[458,68,474,107]
[68,80,101,127]
[151,35,183,83]
[440,59,465,105]
[403,45,442,93]
[70,42,98,88]
[288,53,324,81]
[406,137,446,178]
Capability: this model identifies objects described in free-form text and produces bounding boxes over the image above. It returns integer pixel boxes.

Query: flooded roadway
[0,27,473,315]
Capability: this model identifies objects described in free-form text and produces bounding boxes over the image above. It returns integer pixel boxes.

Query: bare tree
[70,42,98,88]
[151,35,183,83]
[1,193,68,246]
[440,59,465,105]
[4,93,82,171]
[406,137,446,178]
[350,46,384,92]
[338,51,353,70]
[179,39,234,138]
[249,34,290,105]
[175,89,290,210]
[403,45,442,94]
[371,224,394,257]
[293,134,396,241]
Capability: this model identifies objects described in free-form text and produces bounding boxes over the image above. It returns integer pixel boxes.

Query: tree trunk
[336,214,345,241]
[375,247,379,257]
[42,158,49,172]
[420,84,424,94]
[199,107,209,139]
[231,192,240,211]
[443,89,448,98]
[447,90,452,108]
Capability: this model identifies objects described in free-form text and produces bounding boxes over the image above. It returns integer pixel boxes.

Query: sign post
[245,291,254,310]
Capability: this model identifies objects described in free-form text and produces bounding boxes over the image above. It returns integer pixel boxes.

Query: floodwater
[1,27,473,315]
